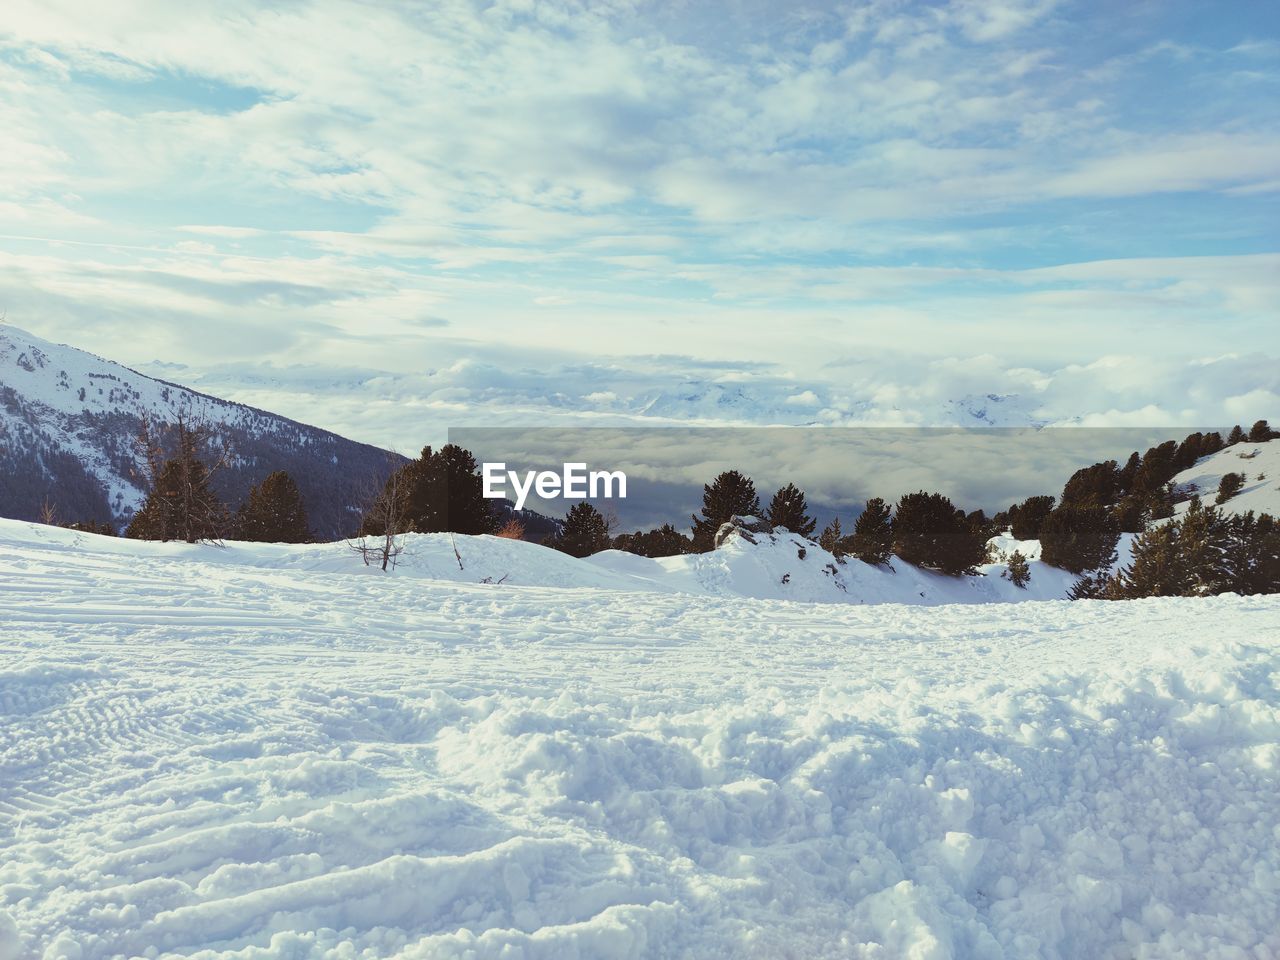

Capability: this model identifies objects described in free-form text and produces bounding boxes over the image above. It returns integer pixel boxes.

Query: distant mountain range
[0,324,398,538]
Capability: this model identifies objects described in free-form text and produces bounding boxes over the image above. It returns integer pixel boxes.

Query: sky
[0,0,1277,442]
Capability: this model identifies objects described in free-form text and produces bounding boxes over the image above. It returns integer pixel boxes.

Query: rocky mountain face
[0,324,399,538]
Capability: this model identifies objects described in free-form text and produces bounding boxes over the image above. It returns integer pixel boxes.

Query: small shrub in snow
[1004,550,1031,588]
[1216,472,1245,505]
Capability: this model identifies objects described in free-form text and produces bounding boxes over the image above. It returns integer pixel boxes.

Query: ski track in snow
[2,526,1280,959]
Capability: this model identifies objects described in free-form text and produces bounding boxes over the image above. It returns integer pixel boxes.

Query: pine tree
[613,523,692,558]
[380,444,496,535]
[766,483,816,537]
[849,497,893,566]
[1223,512,1280,595]
[1145,483,1175,523]
[1248,419,1276,443]
[891,492,985,575]
[1039,504,1120,574]
[126,418,229,543]
[552,502,611,558]
[818,516,845,557]
[1061,461,1122,508]
[234,471,311,542]
[1008,495,1055,540]
[1216,472,1245,505]
[1227,424,1245,445]
[1067,571,1110,600]
[691,470,760,552]
[1005,549,1031,588]
[1117,451,1142,494]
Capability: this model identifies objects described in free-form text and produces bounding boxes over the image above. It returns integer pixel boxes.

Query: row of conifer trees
[89,416,1279,597]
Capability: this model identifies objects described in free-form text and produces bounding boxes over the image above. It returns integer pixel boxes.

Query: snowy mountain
[0,324,398,537]
[1172,437,1280,519]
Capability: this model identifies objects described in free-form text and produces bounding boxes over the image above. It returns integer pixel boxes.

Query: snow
[2,519,1279,958]
[1172,438,1280,520]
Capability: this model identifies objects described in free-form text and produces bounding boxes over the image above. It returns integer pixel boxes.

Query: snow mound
[1,522,1278,957]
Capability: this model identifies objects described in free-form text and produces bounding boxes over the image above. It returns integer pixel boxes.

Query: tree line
[54,416,1279,599]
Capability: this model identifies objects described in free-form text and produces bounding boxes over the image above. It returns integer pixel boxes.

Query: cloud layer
[0,0,1276,435]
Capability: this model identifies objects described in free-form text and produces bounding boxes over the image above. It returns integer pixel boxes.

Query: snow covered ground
[1173,438,1280,520]
[3,520,1280,959]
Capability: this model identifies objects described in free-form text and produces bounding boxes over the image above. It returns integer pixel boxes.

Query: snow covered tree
[1008,495,1055,540]
[234,471,311,542]
[126,416,230,544]
[1038,504,1119,574]
[891,491,985,576]
[691,470,760,552]
[766,483,816,537]
[849,497,893,566]
[1004,549,1031,588]
[551,502,611,558]
[1216,472,1245,505]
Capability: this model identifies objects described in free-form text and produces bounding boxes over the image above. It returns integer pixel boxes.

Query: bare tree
[39,497,58,526]
[348,455,409,571]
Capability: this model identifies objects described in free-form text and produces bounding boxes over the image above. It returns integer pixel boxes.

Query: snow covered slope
[0,324,396,536]
[2,520,1278,958]
[589,525,1089,604]
[0,516,1083,605]
[1172,437,1280,519]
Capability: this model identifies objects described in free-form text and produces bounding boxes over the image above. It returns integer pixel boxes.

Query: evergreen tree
[1008,495,1055,540]
[1067,571,1109,600]
[691,470,760,552]
[1110,496,1147,534]
[1173,432,1206,471]
[766,483,816,537]
[234,471,311,542]
[1039,504,1120,574]
[552,502,611,558]
[891,491,985,576]
[1227,424,1245,445]
[1216,472,1245,504]
[1117,451,1142,494]
[1222,512,1280,595]
[1132,441,1179,495]
[381,444,496,535]
[818,516,845,557]
[1145,483,1176,523]
[1200,431,1225,456]
[613,524,692,558]
[126,419,229,543]
[1061,461,1122,508]
[1248,419,1277,442]
[1004,549,1031,588]
[849,497,893,566]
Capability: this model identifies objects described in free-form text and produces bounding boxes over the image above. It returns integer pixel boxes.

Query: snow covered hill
[2,519,1279,959]
[0,516,1084,605]
[1172,437,1280,519]
[0,324,397,537]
